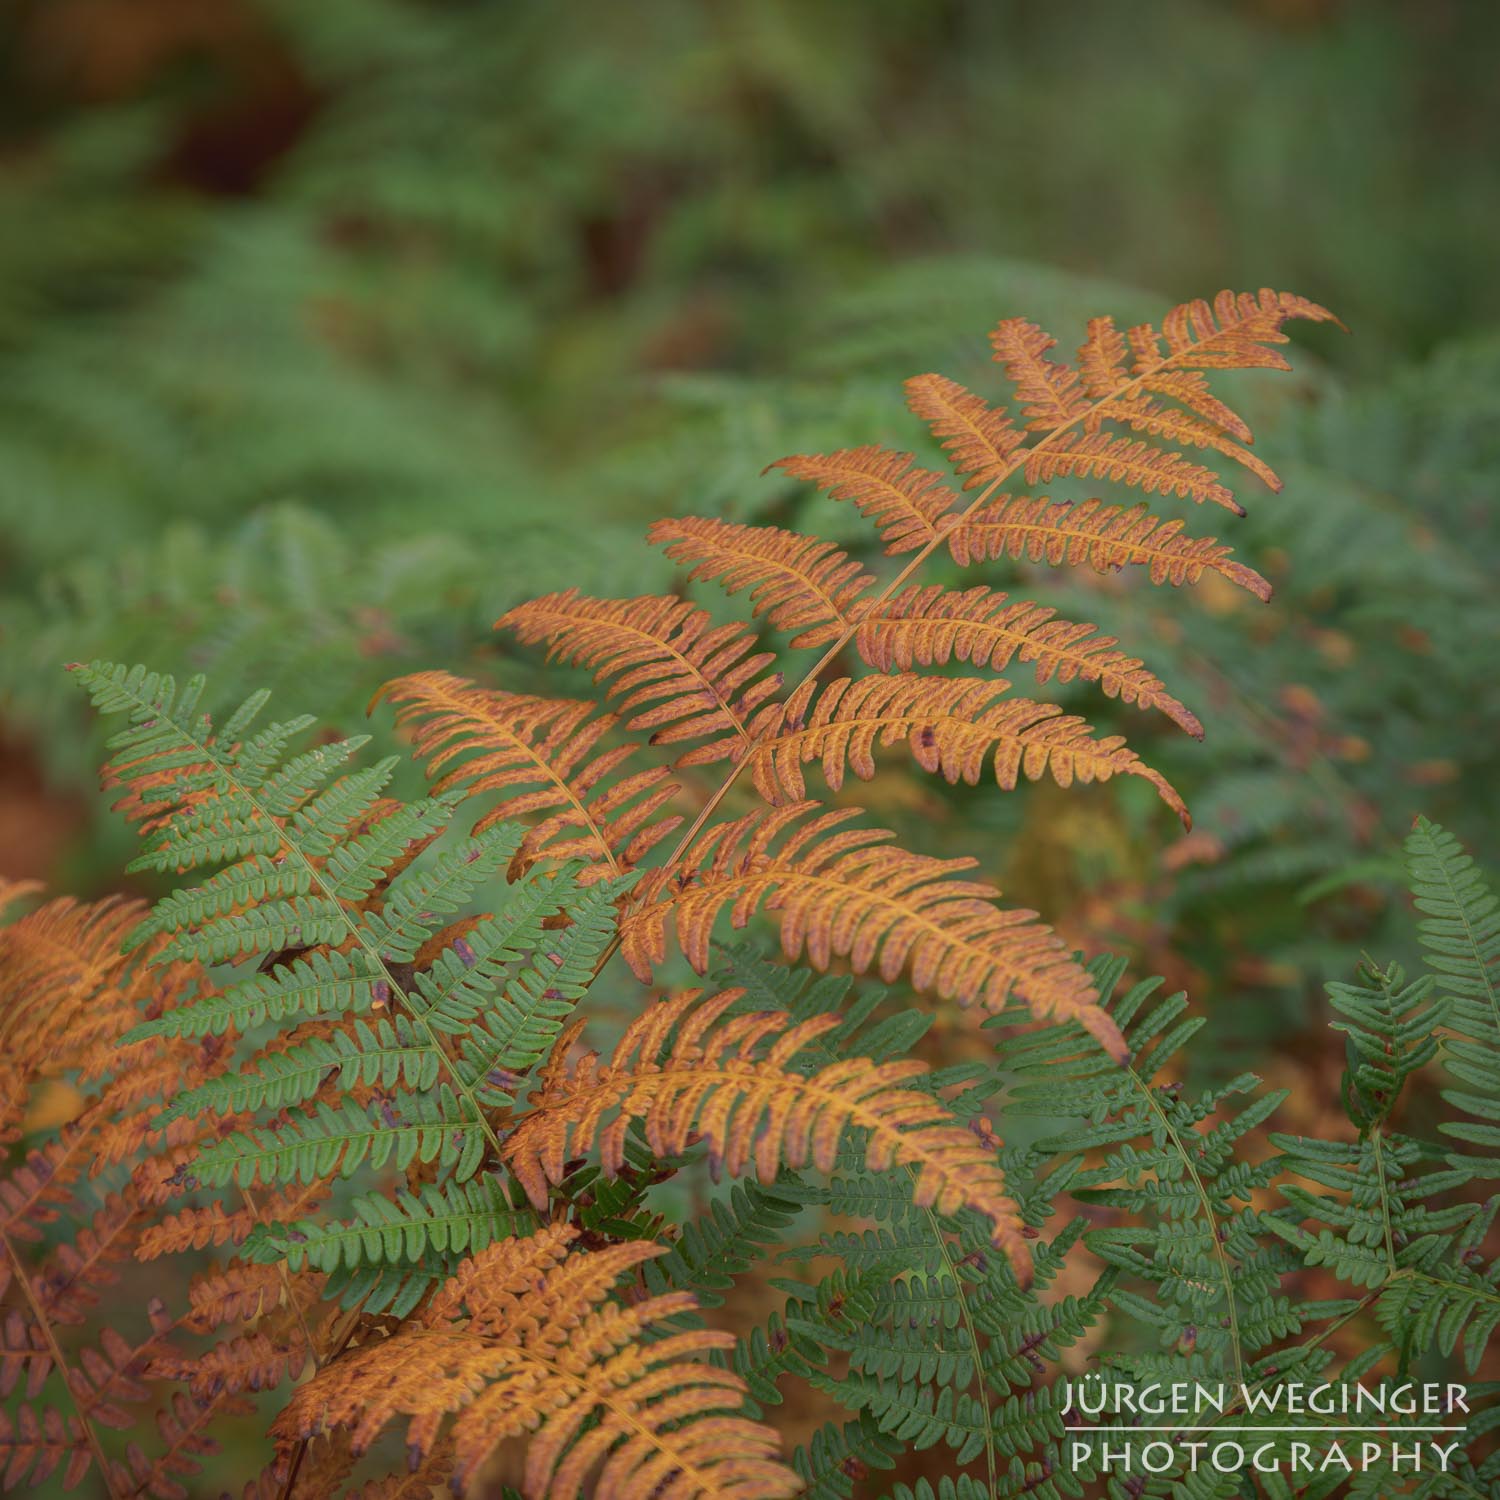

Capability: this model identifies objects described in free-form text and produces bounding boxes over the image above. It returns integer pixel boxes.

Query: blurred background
[1,0,1497,1188]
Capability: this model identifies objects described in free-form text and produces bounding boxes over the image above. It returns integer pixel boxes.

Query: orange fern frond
[942,494,1271,599]
[856,583,1201,737]
[732,675,1189,819]
[0,880,41,919]
[506,988,1029,1260]
[0,895,144,1055]
[769,445,960,554]
[648,516,875,647]
[1083,383,1281,490]
[497,589,782,753]
[374,672,680,880]
[276,1224,797,1499]
[989,318,1091,429]
[903,375,1023,490]
[1025,432,1238,512]
[1148,287,1340,367]
[1072,289,1340,494]
[619,803,1123,1059]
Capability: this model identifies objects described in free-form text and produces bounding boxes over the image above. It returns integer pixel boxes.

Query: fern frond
[275,1224,799,1498]
[246,1175,531,1274]
[159,1016,440,1123]
[730,674,1188,821]
[620,802,1121,1059]
[902,376,1022,490]
[855,583,1201,737]
[0,895,150,1128]
[649,517,875,647]
[373,673,681,880]
[188,1086,485,1189]
[942,494,1270,599]
[497,588,782,752]
[769,446,960,554]
[1023,431,1237,512]
[505,988,1029,1262]
[1405,818,1500,1166]
[0,1407,93,1492]
[989,319,1091,430]
[1324,959,1443,1128]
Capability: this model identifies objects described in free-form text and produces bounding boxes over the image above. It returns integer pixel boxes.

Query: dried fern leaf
[648,517,875,647]
[0,1407,93,1491]
[275,1224,798,1499]
[942,494,1271,599]
[989,319,1092,430]
[505,987,1029,1261]
[620,803,1124,1060]
[769,446,961,554]
[856,584,1201,737]
[0,896,148,1106]
[734,675,1188,820]
[497,589,782,751]
[902,375,1023,490]
[374,672,681,880]
[1024,432,1238,512]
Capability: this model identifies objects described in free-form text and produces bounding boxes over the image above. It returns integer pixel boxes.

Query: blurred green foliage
[1,0,1496,1036]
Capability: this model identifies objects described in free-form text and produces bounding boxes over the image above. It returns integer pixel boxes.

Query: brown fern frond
[34,1194,142,1326]
[903,375,1023,490]
[373,672,681,880]
[769,445,960,553]
[0,1406,93,1491]
[183,1264,288,1333]
[497,589,782,753]
[942,494,1271,599]
[733,675,1189,820]
[989,319,1091,429]
[506,988,1029,1259]
[276,1225,797,1499]
[0,1312,52,1398]
[856,583,1202,737]
[1025,432,1238,513]
[619,802,1124,1059]
[349,1438,449,1498]
[150,1330,309,1399]
[648,516,875,647]
[113,1390,252,1500]
[0,1137,90,1243]
[136,1180,326,1261]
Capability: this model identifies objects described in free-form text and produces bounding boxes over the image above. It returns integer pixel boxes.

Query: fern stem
[0,1230,120,1499]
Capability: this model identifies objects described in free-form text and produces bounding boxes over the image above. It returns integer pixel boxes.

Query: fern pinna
[17,286,1498,1500]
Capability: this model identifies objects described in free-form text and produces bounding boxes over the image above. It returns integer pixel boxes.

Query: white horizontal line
[1069,1426,1460,1433]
